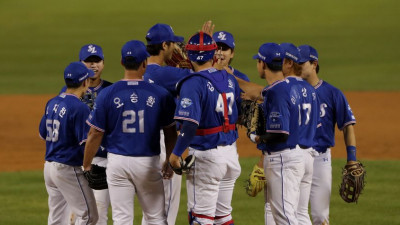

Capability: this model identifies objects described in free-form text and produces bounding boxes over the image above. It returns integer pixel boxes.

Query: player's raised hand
[201,20,215,36]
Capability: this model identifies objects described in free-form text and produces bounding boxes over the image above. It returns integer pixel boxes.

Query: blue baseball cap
[64,62,95,84]
[121,40,150,64]
[298,45,319,63]
[280,43,301,63]
[79,44,104,61]
[186,32,217,62]
[253,43,283,63]
[146,23,184,45]
[212,31,235,49]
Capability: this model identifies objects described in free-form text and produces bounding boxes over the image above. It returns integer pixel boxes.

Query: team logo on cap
[217,32,226,41]
[88,45,97,54]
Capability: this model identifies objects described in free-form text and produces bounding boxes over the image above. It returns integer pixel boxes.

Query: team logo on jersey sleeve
[146,96,156,107]
[180,98,192,108]
[228,79,234,89]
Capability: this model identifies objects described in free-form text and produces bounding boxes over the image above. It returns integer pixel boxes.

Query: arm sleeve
[172,120,198,156]
[335,90,356,130]
[174,77,203,125]
[264,89,290,134]
[39,103,49,140]
[160,91,177,128]
[75,105,91,145]
[39,115,47,140]
[87,90,107,132]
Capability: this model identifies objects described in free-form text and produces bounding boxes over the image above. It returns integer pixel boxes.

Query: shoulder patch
[180,98,192,108]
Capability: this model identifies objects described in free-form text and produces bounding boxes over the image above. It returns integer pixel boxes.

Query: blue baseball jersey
[39,93,91,166]
[229,66,250,82]
[61,79,113,158]
[313,80,356,152]
[143,63,192,98]
[257,76,319,152]
[286,76,319,148]
[174,68,241,150]
[87,80,176,157]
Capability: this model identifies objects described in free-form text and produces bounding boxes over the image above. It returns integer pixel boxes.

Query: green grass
[0,0,399,94]
[1,158,399,225]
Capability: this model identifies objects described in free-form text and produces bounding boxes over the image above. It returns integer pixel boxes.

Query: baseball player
[279,42,320,225]
[169,31,241,225]
[61,44,113,225]
[299,44,357,225]
[251,42,318,225]
[212,31,250,82]
[142,23,190,225]
[83,40,177,225]
[39,61,98,225]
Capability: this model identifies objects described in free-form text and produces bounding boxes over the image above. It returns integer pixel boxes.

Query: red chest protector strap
[195,93,236,136]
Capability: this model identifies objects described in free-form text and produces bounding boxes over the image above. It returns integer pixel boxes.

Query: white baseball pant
[44,161,98,225]
[107,153,167,225]
[310,149,332,225]
[263,148,305,225]
[186,142,241,225]
[142,130,182,225]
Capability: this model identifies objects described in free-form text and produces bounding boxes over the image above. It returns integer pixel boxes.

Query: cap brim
[252,54,260,60]
[173,35,184,43]
[81,54,104,61]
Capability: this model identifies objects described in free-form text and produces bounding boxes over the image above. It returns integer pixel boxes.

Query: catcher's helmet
[186,31,217,62]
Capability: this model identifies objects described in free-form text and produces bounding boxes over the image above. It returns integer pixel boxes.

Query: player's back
[259,79,299,152]
[313,80,356,151]
[175,68,240,150]
[39,93,90,166]
[143,63,191,97]
[286,76,319,148]
[89,80,176,157]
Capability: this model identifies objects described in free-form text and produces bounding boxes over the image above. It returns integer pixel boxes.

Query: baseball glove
[169,155,196,175]
[339,161,366,203]
[239,100,266,137]
[245,164,266,197]
[165,42,193,69]
[83,164,108,190]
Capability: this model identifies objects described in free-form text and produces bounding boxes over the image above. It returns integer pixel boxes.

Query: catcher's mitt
[245,164,266,197]
[165,42,193,69]
[339,161,366,203]
[83,164,108,190]
[239,100,266,137]
[169,155,195,175]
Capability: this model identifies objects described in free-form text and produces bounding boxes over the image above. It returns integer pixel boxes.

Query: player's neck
[65,87,85,98]
[266,72,284,85]
[124,70,143,80]
[192,61,213,72]
[308,73,320,87]
[148,55,164,66]
[89,77,101,87]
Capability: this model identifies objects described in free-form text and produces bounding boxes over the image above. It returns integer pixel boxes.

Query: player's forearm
[235,78,264,101]
[172,121,198,156]
[343,124,357,161]
[343,124,356,147]
[83,127,104,170]
[163,125,178,159]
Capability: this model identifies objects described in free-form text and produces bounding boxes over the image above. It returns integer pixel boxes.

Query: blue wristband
[346,146,357,161]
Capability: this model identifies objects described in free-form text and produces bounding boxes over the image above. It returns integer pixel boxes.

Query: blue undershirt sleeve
[172,120,198,156]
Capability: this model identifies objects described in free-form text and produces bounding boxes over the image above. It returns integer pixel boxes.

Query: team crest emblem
[180,98,192,108]
[88,45,97,54]
[217,32,226,41]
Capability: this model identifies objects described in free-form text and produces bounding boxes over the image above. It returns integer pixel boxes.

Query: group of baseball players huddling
[39,21,359,225]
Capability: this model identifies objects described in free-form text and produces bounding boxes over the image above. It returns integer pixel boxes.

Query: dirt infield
[1,92,399,172]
